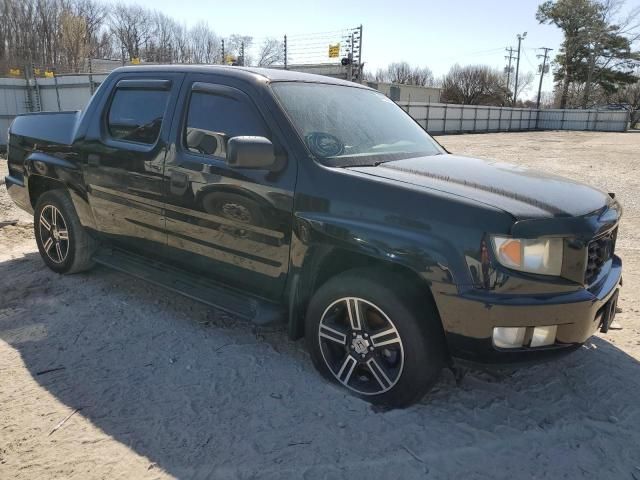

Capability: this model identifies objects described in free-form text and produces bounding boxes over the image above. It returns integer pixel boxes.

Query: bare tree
[190,21,219,64]
[386,61,413,84]
[171,21,190,63]
[224,34,252,65]
[0,0,258,73]
[1,0,40,66]
[109,3,152,61]
[148,11,176,63]
[94,29,113,59]
[60,9,88,71]
[511,71,535,100]
[71,0,107,56]
[255,37,283,66]
[369,62,435,86]
[441,64,510,105]
[373,67,387,82]
[36,0,63,66]
[408,66,435,86]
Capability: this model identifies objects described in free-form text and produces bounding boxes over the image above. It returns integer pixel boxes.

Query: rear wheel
[34,190,97,274]
[305,269,446,407]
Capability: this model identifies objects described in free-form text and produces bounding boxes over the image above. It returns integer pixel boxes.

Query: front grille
[585,228,617,284]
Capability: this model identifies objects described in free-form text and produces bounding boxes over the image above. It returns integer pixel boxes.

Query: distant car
[4,66,622,407]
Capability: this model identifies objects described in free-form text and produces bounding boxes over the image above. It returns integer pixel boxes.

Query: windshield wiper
[324,150,442,168]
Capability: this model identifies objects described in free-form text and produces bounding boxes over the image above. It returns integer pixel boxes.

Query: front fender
[294,212,465,287]
[284,212,470,339]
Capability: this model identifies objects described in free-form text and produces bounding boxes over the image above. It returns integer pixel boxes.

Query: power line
[521,48,536,70]
[286,28,354,39]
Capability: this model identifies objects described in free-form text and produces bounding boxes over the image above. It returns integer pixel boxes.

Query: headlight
[491,236,563,276]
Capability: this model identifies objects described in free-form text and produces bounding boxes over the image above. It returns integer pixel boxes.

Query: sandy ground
[1,131,639,480]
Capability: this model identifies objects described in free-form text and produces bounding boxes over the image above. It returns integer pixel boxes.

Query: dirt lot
[1,131,639,479]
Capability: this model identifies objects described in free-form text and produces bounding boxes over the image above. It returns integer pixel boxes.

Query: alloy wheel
[318,297,404,395]
[38,204,70,264]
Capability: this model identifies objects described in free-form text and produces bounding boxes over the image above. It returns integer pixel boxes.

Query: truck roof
[113,65,370,89]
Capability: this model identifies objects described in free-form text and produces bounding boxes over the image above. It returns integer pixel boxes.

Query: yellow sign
[224,55,236,65]
[328,43,340,58]
[131,57,140,65]
[44,71,54,78]
[34,68,41,75]
[9,68,21,76]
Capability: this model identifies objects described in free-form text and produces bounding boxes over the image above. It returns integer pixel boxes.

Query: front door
[82,73,184,255]
[162,75,297,300]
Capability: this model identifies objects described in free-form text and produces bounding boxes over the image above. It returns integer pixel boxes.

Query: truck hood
[350,154,612,220]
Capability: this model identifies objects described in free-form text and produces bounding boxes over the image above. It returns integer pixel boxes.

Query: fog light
[493,327,526,348]
[530,325,557,347]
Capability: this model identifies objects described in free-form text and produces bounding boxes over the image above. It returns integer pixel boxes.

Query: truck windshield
[271,82,443,167]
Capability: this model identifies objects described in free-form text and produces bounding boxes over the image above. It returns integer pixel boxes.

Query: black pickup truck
[4,66,622,406]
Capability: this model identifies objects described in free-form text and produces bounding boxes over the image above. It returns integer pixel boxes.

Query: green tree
[537,0,639,108]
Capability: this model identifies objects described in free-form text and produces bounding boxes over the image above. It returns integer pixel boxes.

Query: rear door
[162,74,297,300]
[82,72,184,255]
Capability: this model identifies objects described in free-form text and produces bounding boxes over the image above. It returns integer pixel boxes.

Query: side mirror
[227,136,276,169]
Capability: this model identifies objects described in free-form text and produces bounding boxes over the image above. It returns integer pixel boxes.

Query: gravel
[1,131,639,479]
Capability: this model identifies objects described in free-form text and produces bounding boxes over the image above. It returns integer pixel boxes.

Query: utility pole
[358,24,363,66]
[513,32,527,106]
[221,39,225,64]
[240,41,245,66]
[355,24,363,81]
[347,32,354,81]
[283,35,288,69]
[505,47,516,95]
[536,47,552,109]
[88,56,94,95]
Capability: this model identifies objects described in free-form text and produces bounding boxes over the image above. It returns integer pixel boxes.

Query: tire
[34,189,97,274]
[305,268,446,407]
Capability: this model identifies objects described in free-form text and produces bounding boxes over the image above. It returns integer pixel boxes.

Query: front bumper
[434,255,622,363]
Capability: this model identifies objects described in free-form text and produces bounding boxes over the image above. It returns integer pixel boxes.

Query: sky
[100,0,640,99]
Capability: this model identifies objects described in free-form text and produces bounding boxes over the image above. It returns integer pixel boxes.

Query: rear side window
[184,91,268,158]
[107,88,169,144]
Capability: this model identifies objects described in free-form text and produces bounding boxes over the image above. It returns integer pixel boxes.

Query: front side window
[184,91,268,158]
[107,88,169,144]
[271,82,443,166]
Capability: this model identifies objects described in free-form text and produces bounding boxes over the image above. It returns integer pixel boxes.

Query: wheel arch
[286,216,459,347]
[25,152,97,231]
[28,174,65,208]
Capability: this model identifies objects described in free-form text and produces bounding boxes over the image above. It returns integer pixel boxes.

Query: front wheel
[305,269,446,407]
[34,190,97,274]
